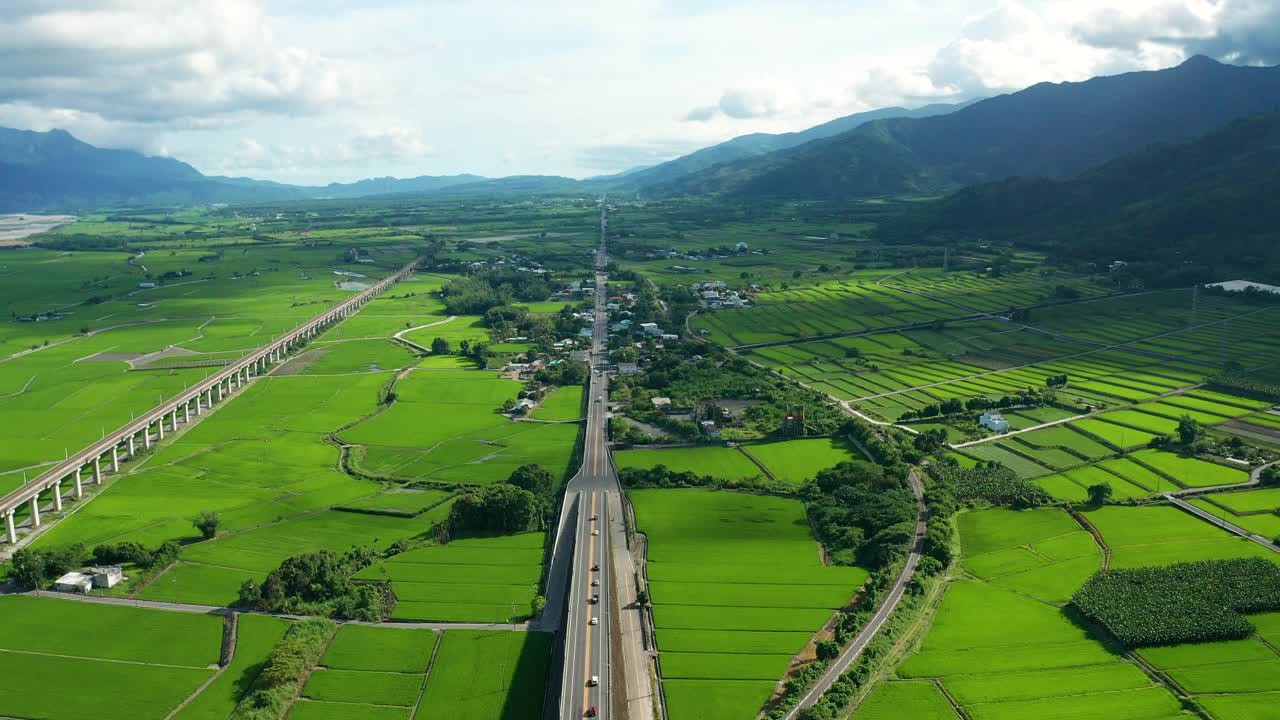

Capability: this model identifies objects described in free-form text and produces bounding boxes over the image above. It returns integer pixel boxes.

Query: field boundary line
[164,612,238,720]
[407,629,443,720]
[0,645,211,670]
[1065,505,1112,569]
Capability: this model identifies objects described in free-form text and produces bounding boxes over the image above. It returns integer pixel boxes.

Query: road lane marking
[581,490,598,714]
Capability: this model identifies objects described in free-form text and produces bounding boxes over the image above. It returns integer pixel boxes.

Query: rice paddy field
[355,532,545,623]
[530,384,584,421]
[615,445,765,482]
[876,507,1186,720]
[343,369,579,487]
[0,243,409,478]
[0,596,223,720]
[741,436,863,484]
[1082,505,1279,568]
[417,629,552,720]
[633,489,870,720]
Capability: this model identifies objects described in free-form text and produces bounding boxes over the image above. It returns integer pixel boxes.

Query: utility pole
[1189,285,1199,328]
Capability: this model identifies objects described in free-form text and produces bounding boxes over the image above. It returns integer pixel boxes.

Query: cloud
[221,127,434,174]
[846,0,1280,110]
[0,0,363,131]
[684,88,784,122]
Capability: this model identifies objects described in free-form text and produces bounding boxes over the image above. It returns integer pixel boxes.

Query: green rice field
[634,489,869,720]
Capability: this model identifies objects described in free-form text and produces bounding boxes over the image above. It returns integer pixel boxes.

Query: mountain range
[0,56,1277,213]
[651,55,1280,199]
[884,112,1280,284]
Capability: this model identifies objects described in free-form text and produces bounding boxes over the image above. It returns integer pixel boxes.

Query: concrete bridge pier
[157,419,165,441]
[143,428,152,450]
[93,457,102,485]
[29,495,40,528]
[169,409,178,431]
[4,511,15,544]
[111,446,120,472]
[73,468,83,499]
[51,483,62,512]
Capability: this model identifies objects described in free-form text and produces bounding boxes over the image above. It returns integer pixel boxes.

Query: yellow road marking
[581,491,598,713]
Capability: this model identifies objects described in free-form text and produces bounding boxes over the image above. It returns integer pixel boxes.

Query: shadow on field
[501,631,554,720]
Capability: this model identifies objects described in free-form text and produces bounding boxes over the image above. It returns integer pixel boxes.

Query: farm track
[392,316,458,353]
[16,589,535,630]
[781,471,927,719]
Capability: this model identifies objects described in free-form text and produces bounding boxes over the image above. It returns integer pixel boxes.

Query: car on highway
[592,578,600,586]
[591,529,598,536]
[591,514,598,521]
[588,676,599,687]
[586,706,597,717]
[592,564,599,571]
[592,593,599,603]
[589,617,598,625]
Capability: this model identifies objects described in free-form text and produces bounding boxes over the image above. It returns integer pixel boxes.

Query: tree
[449,484,538,534]
[1262,466,1279,487]
[430,337,450,355]
[530,595,546,617]
[1177,415,1201,445]
[506,464,553,496]
[193,511,221,539]
[816,640,840,660]
[1087,482,1114,506]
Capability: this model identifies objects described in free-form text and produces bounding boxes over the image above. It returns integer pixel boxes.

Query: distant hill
[608,101,974,190]
[887,113,1280,284]
[653,56,1280,199]
[0,128,495,211]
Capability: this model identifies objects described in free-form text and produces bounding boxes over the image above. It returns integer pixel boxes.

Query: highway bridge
[0,256,425,545]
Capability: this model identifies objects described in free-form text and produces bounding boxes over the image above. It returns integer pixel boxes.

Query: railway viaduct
[0,256,425,545]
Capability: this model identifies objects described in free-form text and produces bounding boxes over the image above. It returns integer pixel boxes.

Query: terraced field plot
[1127,449,1249,488]
[1084,505,1278,568]
[691,278,957,346]
[1190,492,1280,541]
[355,532,545,622]
[0,596,223,720]
[633,489,870,720]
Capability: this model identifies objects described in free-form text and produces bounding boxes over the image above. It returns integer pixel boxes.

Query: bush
[193,511,221,540]
[231,617,336,720]
[1071,558,1280,647]
[928,462,1051,506]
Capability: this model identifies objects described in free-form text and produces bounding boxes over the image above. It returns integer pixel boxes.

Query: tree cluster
[237,547,387,620]
[449,483,539,534]
[805,461,916,568]
[230,618,337,720]
[1071,558,1280,647]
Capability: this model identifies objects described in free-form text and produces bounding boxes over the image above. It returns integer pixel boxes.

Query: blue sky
[0,0,1275,184]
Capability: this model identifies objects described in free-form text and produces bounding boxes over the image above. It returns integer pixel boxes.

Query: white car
[588,675,600,687]
[591,529,599,536]
[589,617,599,625]
[592,579,600,586]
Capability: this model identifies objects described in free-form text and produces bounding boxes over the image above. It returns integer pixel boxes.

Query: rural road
[1162,459,1280,553]
[782,470,928,720]
[16,589,533,629]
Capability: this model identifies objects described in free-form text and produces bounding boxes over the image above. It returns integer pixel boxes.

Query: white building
[617,362,641,375]
[92,567,123,589]
[640,323,662,336]
[53,571,94,594]
[979,412,1010,432]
